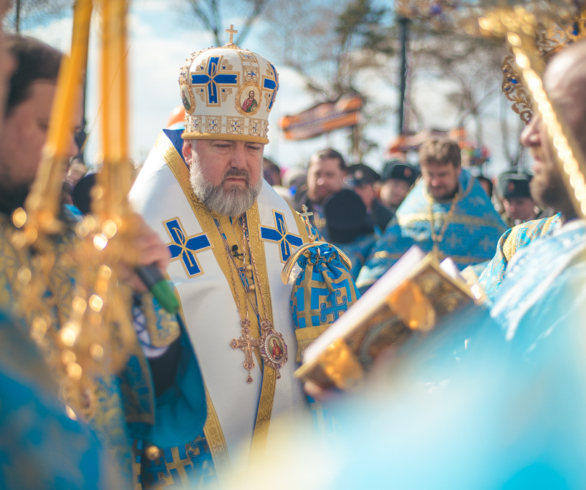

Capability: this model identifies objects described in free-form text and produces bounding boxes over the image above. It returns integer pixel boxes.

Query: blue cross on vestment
[191,56,239,105]
[260,211,303,262]
[262,63,279,110]
[164,218,212,277]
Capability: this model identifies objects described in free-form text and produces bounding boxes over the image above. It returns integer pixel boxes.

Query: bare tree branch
[183,0,269,46]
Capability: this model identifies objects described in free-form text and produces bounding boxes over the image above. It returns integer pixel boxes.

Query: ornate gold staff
[479,7,586,219]
[10,0,95,417]
[10,0,176,419]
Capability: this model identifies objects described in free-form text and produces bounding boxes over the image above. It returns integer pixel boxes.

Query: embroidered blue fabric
[357,169,507,290]
[291,244,360,331]
[0,310,120,489]
[478,213,562,300]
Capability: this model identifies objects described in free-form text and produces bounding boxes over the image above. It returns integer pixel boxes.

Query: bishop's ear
[182,140,194,166]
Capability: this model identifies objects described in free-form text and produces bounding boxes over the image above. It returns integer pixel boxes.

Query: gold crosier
[12,0,141,420]
[479,7,586,219]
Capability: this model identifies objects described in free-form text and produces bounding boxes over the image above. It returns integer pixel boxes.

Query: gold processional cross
[230,322,260,384]
[226,24,238,45]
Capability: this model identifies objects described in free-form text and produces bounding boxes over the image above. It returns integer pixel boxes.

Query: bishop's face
[521,52,586,220]
[183,139,264,217]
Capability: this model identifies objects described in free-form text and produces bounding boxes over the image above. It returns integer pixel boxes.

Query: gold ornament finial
[226,24,238,45]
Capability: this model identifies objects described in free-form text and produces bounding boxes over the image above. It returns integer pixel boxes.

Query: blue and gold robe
[478,213,562,299]
[0,209,207,487]
[356,169,506,289]
[0,310,122,489]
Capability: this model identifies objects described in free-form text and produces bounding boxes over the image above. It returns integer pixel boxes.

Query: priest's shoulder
[502,213,562,262]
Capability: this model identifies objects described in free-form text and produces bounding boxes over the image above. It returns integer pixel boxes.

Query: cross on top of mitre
[226,24,238,45]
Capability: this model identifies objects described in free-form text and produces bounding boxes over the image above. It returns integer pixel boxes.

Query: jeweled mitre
[178,38,279,144]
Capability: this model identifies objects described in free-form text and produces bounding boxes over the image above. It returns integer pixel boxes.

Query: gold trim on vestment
[181,132,269,145]
[203,387,232,479]
[503,227,519,262]
[372,249,489,266]
[245,203,278,463]
[541,214,558,236]
[397,213,503,228]
[503,213,559,263]
[295,325,330,362]
[155,131,281,469]
[139,292,181,348]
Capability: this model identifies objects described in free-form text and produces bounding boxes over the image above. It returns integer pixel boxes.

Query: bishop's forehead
[178,35,279,145]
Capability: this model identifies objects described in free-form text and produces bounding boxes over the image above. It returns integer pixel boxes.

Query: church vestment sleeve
[123,295,207,449]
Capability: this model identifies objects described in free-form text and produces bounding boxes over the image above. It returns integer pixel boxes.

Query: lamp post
[398,15,410,134]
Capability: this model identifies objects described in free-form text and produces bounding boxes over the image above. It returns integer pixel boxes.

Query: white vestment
[129,132,310,478]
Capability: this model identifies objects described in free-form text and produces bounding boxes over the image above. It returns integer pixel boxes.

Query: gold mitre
[502,9,586,122]
[178,25,279,144]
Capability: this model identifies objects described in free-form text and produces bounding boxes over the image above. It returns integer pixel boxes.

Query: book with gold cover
[294,246,481,390]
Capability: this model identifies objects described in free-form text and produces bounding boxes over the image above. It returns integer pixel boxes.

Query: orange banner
[279,95,362,141]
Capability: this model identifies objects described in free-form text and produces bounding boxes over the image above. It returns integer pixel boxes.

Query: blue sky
[21,0,519,176]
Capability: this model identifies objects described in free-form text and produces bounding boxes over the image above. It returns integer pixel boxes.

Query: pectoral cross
[300,205,316,242]
[230,323,260,384]
[225,25,238,45]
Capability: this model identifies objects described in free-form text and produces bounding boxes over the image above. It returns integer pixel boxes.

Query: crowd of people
[2,3,586,489]
[253,138,547,286]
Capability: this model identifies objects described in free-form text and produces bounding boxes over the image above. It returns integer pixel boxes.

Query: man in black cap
[497,170,540,227]
[378,160,419,213]
[347,163,394,235]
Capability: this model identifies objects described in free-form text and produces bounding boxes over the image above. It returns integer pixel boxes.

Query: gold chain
[241,217,272,329]
[429,193,459,257]
[216,219,248,322]
[213,213,272,330]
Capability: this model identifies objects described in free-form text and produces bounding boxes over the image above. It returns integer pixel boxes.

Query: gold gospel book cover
[294,246,480,390]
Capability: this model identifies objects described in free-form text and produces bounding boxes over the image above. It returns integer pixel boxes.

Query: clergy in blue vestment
[0,36,207,487]
[357,138,506,290]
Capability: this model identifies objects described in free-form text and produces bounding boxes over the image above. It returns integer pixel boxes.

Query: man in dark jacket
[347,163,394,236]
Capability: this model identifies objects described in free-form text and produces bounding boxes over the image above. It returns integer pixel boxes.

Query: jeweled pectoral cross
[230,322,260,384]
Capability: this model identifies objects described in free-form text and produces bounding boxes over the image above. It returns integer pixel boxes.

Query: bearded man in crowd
[357,137,506,290]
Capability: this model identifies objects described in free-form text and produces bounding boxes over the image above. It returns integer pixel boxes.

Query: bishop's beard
[0,183,30,216]
[189,158,263,217]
